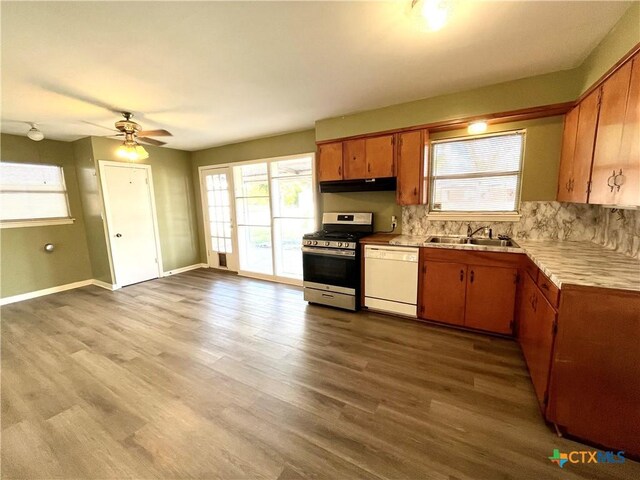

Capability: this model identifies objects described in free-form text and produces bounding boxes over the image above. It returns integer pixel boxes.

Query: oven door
[302,247,358,293]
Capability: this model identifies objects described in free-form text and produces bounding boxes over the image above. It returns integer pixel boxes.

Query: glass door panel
[201,167,237,270]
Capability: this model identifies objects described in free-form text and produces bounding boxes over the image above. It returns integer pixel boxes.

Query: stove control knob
[313,241,318,246]
[338,242,343,247]
[325,241,330,246]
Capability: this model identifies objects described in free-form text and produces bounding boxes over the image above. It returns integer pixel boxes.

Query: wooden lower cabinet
[418,250,520,334]
[419,260,466,326]
[546,285,640,457]
[465,265,517,334]
[517,272,557,410]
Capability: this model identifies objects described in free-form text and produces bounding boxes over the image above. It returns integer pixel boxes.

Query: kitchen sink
[427,236,519,248]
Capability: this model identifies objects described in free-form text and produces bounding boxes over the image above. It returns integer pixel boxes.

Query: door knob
[115,233,122,238]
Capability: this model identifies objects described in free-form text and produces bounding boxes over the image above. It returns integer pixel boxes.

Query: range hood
[319,177,396,193]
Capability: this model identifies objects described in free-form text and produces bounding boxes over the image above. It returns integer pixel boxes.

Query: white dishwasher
[364,245,419,317]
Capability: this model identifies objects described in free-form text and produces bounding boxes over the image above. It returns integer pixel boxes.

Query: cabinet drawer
[537,271,560,308]
[522,256,538,281]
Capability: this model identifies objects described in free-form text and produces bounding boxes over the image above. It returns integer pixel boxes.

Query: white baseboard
[92,279,119,291]
[1,279,94,306]
[0,278,121,306]
[162,263,208,277]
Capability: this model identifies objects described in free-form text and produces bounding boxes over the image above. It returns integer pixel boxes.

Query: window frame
[427,129,526,221]
[0,162,74,229]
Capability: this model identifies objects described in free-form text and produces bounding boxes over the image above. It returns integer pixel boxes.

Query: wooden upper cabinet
[572,89,601,203]
[591,59,633,205]
[419,260,467,326]
[343,139,367,180]
[557,106,579,202]
[397,130,426,206]
[365,135,395,178]
[464,266,517,335]
[317,142,343,182]
[618,53,640,206]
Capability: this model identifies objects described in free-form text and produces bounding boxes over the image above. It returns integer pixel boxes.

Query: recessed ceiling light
[468,121,488,135]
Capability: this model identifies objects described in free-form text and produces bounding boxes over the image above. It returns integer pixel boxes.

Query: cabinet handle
[586,180,592,194]
[413,187,418,196]
[338,165,342,176]
[613,169,624,192]
[607,170,616,192]
[540,282,549,290]
[459,269,464,282]
[566,181,570,192]
[367,163,371,173]
[470,270,474,283]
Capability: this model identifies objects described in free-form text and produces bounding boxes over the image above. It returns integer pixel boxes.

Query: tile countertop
[360,234,640,292]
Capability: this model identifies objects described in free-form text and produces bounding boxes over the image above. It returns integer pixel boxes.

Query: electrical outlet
[391,215,398,229]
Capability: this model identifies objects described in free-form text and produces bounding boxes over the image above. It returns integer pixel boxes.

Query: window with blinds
[430,131,525,213]
[0,162,72,223]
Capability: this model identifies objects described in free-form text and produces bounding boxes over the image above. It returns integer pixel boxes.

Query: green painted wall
[322,191,402,233]
[1,134,92,298]
[577,3,640,93]
[73,137,113,284]
[430,116,565,202]
[90,137,201,272]
[315,69,580,142]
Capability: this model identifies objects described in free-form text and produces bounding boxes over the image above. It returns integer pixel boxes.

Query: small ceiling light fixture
[116,133,149,161]
[27,123,44,141]
[412,0,449,32]
[468,121,488,135]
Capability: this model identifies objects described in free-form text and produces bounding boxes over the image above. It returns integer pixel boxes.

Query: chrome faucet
[467,224,491,238]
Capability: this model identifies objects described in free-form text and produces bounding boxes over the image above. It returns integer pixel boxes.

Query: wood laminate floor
[2,269,638,480]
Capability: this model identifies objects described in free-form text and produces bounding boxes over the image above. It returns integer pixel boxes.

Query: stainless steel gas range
[302,212,373,311]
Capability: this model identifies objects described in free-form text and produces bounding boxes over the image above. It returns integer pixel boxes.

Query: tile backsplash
[402,202,639,258]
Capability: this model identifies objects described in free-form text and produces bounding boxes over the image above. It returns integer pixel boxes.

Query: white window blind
[430,131,525,213]
[0,162,71,222]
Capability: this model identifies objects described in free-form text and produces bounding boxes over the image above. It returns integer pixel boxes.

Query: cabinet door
[590,60,633,204]
[317,142,343,182]
[464,266,517,334]
[343,139,367,180]
[365,135,394,178]
[419,260,466,326]
[557,106,579,202]
[518,274,557,410]
[618,53,640,206]
[396,130,424,205]
[572,89,601,203]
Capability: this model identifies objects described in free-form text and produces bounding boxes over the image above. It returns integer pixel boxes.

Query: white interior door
[101,162,162,287]
[200,167,238,271]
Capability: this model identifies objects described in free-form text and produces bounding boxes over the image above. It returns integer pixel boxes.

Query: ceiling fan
[109,111,172,147]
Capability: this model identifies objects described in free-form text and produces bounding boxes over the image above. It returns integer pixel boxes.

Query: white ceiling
[1,1,632,151]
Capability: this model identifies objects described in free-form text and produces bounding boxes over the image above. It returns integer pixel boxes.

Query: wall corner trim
[162,263,209,277]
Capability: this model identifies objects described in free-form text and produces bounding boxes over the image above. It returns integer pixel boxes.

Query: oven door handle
[302,247,356,258]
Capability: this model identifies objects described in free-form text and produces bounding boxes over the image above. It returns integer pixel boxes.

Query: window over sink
[429,130,525,218]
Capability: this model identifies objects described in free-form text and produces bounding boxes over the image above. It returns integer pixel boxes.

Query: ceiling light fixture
[412,0,449,32]
[27,123,44,141]
[468,121,488,135]
[116,133,149,161]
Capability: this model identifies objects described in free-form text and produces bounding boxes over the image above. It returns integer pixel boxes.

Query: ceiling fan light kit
[27,123,44,141]
[111,112,172,160]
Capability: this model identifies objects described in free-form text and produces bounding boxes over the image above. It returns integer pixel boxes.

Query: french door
[200,167,239,271]
[232,155,315,283]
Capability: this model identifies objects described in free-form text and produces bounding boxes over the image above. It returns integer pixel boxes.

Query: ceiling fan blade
[138,137,166,147]
[105,134,125,139]
[138,129,172,137]
[82,120,119,133]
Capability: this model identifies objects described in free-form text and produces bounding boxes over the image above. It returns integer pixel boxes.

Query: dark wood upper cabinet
[419,260,467,326]
[397,130,426,206]
[464,266,517,335]
[343,139,367,180]
[591,56,636,205]
[317,142,343,182]
[365,135,395,178]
